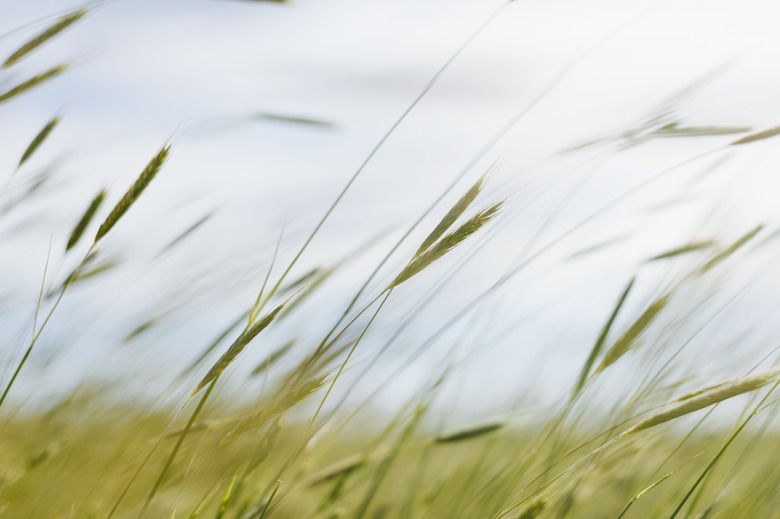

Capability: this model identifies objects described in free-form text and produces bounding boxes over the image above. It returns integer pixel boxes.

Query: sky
[3,0,780,416]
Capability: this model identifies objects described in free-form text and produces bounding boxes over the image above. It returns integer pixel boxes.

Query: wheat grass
[620,367,780,436]
[94,144,170,243]
[192,302,285,397]
[2,9,87,68]
[66,189,105,251]
[18,115,60,168]
[596,291,672,372]
[389,201,503,289]
[0,63,69,104]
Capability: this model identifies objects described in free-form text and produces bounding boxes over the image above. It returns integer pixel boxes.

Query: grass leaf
[730,126,780,145]
[573,276,635,397]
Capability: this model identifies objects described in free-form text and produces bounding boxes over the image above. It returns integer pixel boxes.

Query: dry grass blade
[224,372,329,440]
[414,173,488,257]
[434,421,504,443]
[647,241,715,262]
[730,126,780,145]
[697,225,763,275]
[572,276,635,397]
[66,189,105,251]
[192,303,284,397]
[596,292,672,372]
[620,366,780,436]
[94,144,170,243]
[389,201,503,289]
[0,63,69,104]
[2,9,87,68]
[18,116,60,168]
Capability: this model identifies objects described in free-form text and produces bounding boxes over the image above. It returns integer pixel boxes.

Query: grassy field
[2,4,780,519]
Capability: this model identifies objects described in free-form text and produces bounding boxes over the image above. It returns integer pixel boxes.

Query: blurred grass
[2,3,780,519]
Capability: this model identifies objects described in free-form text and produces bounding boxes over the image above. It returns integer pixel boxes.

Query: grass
[2,3,780,519]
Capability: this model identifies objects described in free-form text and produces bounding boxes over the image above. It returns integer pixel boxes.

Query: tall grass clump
[2,3,780,519]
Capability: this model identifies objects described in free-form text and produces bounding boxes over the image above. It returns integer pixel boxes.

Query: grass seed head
[94,144,170,243]
[18,116,60,168]
[0,63,70,104]
[192,303,284,396]
[389,201,503,289]
[623,366,780,436]
[414,173,488,257]
[67,189,105,251]
[3,9,87,68]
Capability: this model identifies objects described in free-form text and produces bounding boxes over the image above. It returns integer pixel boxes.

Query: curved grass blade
[66,189,105,251]
[2,9,86,68]
[647,241,715,262]
[0,63,69,104]
[18,116,60,168]
[94,144,170,243]
[157,211,214,256]
[616,457,698,519]
[730,126,780,145]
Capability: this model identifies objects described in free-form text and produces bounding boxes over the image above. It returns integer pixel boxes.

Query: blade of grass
[572,276,635,398]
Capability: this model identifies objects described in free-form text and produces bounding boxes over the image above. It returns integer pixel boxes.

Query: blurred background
[3,0,780,420]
